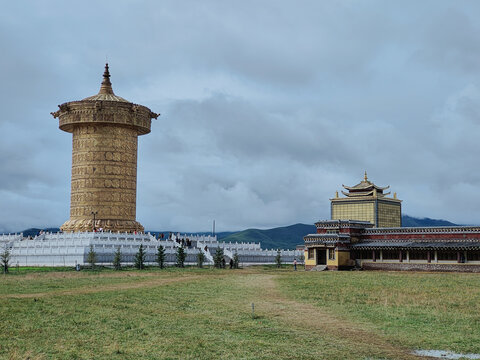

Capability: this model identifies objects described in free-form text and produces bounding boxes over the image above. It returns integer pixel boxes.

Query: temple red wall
[362,233,480,241]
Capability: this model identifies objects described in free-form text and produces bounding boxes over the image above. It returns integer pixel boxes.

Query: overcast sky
[1,0,480,232]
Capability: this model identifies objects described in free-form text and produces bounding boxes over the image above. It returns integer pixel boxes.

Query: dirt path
[253,273,428,360]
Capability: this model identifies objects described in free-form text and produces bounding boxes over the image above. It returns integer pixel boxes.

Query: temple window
[409,250,428,260]
[382,250,397,260]
[358,250,372,259]
[328,248,335,260]
[468,251,480,261]
[437,250,458,261]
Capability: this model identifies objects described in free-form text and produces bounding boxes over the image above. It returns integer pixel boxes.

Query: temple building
[331,172,401,227]
[304,174,480,272]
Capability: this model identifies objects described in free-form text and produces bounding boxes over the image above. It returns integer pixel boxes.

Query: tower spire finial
[364,170,368,182]
[98,63,114,95]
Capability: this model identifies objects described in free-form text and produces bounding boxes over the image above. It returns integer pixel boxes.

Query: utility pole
[212,220,215,237]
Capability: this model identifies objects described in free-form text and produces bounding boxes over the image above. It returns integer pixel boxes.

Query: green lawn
[1,267,478,359]
[278,270,480,354]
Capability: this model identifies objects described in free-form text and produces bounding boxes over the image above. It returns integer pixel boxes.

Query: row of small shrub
[86,244,242,270]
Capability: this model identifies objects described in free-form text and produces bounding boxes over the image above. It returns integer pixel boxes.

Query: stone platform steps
[310,265,327,271]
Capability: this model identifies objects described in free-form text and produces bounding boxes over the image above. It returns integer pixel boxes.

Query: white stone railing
[195,241,214,263]
[223,247,234,260]
[6,231,303,266]
[0,233,23,241]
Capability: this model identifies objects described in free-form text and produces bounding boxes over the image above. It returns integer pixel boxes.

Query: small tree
[233,251,240,269]
[135,244,146,270]
[275,250,282,268]
[156,245,166,269]
[197,251,205,268]
[176,246,186,268]
[87,244,97,270]
[213,247,224,269]
[1,247,11,274]
[298,254,305,266]
[113,247,122,270]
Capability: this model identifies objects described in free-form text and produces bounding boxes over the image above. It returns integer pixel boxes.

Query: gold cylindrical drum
[51,64,158,233]
[63,125,141,232]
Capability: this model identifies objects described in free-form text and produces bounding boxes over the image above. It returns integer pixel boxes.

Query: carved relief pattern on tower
[68,125,138,224]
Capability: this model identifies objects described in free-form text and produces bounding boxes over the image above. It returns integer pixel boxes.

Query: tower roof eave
[342,183,390,192]
[331,196,402,202]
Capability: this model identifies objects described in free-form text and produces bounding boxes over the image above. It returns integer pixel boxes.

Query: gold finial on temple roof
[364,171,368,182]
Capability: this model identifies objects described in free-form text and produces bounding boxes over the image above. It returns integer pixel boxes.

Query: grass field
[1,267,479,359]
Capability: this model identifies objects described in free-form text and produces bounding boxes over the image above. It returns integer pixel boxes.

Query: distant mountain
[22,227,60,237]
[207,216,461,249]
[401,215,458,227]
[143,225,313,250]
[220,223,316,250]
[15,215,460,250]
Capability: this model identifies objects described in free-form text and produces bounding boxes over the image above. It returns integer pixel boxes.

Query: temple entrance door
[316,249,327,265]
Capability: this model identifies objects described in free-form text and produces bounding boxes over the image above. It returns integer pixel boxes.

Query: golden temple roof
[340,171,391,198]
[82,63,130,103]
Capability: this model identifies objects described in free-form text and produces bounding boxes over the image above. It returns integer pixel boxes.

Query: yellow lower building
[304,246,352,269]
[304,220,369,270]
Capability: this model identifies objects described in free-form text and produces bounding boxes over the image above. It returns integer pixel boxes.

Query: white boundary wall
[1,232,303,267]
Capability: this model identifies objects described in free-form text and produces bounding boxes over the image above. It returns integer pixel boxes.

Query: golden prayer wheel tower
[51,64,159,233]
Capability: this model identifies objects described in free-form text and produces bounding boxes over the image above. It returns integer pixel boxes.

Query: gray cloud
[1,1,480,231]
